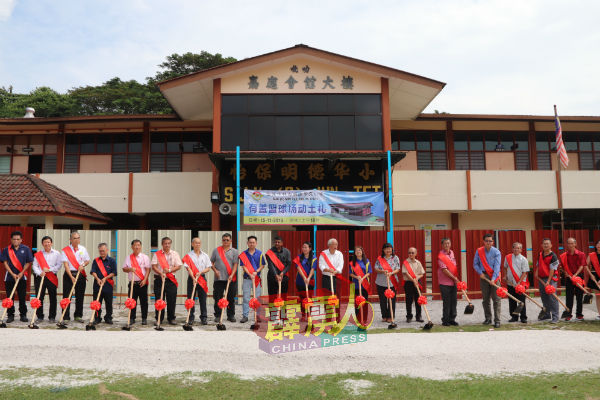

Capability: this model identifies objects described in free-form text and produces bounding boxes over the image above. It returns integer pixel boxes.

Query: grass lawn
[1,368,599,400]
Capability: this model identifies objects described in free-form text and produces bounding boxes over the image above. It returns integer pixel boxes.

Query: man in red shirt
[560,237,587,321]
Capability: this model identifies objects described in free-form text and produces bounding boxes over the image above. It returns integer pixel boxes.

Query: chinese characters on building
[247,65,354,90]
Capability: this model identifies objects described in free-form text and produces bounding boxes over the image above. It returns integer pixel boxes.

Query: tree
[148,51,237,83]
[0,86,75,118]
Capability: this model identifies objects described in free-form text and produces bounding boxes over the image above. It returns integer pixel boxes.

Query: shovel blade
[388,323,397,329]
[250,324,259,330]
[583,294,594,304]
[28,324,39,329]
[182,324,193,331]
[464,304,475,314]
[512,303,524,316]
[154,326,164,331]
[216,324,226,331]
[423,322,434,330]
[56,323,67,329]
[0,323,6,328]
[121,326,131,331]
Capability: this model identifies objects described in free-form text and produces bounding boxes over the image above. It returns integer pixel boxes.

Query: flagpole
[554,105,566,246]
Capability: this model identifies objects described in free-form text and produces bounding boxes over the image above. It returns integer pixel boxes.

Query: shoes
[442,322,450,326]
[416,317,424,323]
[561,311,570,319]
[130,319,136,325]
[550,320,558,324]
[483,319,492,325]
[508,317,518,323]
[6,316,14,323]
[214,316,220,323]
[494,322,501,328]
[168,320,177,325]
[141,319,147,325]
[539,314,550,321]
[449,321,459,326]
[406,317,412,323]
[74,317,83,323]
[227,317,236,323]
[20,315,28,322]
[240,316,248,323]
[200,318,207,325]
[104,318,113,325]
[48,318,55,323]
[596,315,600,320]
[521,319,527,324]
[565,316,572,321]
[37,317,44,322]
[576,315,584,321]
[94,317,102,325]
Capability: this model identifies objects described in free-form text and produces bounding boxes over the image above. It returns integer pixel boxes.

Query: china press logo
[253,287,373,354]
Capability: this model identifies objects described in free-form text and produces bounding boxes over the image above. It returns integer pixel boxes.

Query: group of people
[2,230,600,328]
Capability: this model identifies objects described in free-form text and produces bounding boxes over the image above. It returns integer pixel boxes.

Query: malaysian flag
[554,105,569,169]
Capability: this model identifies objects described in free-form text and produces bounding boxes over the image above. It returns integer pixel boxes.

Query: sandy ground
[0,298,599,381]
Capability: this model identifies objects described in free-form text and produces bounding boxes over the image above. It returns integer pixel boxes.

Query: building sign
[220,160,383,203]
[244,189,385,226]
[247,64,355,91]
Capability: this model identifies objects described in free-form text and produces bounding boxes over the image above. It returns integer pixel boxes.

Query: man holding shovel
[473,233,502,328]
[32,236,62,323]
[536,238,560,323]
[183,238,212,325]
[152,237,182,325]
[1,231,33,323]
[61,231,90,322]
[560,237,587,321]
[122,239,151,325]
[90,243,117,325]
[502,242,529,323]
[211,233,239,323]
[438,238,459,326]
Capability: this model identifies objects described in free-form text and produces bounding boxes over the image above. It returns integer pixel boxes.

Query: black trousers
[507,285,527,321]
[92,285,113,321]
[187,276,207,321]
[267,275,289,298]
[62,273,86,319]
[34,275,57,320]
[440,284,457,324]
[154,278,177,322]
[128,281,148,321]
[321,275,338,296]
[4,278,27,317]
[565,276,584,317]
[377,284,396,319]
[213,280,237,319]
[404,281,422,319]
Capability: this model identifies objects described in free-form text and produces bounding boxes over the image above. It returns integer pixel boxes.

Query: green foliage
[0,50,237,118]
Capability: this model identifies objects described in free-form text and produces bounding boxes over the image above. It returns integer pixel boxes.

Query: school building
[1,44,599,299]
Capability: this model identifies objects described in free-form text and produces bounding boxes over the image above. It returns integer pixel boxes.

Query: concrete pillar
[44,215,54,229]
[19,216,28,226]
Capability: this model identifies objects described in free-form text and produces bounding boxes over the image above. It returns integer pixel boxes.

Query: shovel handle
[415,284,433,324]
[538,278,570,313]
[0,275,21,322]
[57,268,82,324]
[88,281,105,324]
[29,275,46,326]
[483,277,523,305]
[522,292,545,310]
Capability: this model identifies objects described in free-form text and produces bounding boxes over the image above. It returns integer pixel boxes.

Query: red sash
[403,259,422,290]
[438,252,458,277]
[238,251,260,288]
[506,254,529,288]
[589,252,600,276]
[538,252,557,279]
[559,251,584,277]
[34,251,58,287]
[7,246,24,273]
[63,246,87,278]
[182,254,208,293]
[265,249,285,273]
[156,250,178,287]
[95,257,114,287]
[217,246,236,282]
[130,254,146,281]
[478,247,499,282]
[351,261,370,292]
[377,256,400,291]
[293,256,315,287]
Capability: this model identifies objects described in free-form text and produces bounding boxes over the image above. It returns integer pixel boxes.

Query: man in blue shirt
[239,236,266,323]
[1,231,34,323]
[90,243,117,324]
[473,233,502,328]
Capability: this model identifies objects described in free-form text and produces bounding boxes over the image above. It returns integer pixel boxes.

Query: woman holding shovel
[349,246,371,325]
[374,243,400,324]
[402,247,425,323]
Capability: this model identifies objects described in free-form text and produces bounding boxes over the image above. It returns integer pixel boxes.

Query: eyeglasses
[72,237,80,240]
[222,238,231,242]
[484,240,493,243]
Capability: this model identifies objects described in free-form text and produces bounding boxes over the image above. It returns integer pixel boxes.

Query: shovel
[155,275,166,331]
[86,280,105,331]
[28,274,46,329]
[386,276,397,329]
[538,277,570,314]
[216,278,232,331]
[415,281,433,330]
[57,268,83,329]
[250,275,260,331]
[0,275,22,328]
[183,273,200,331]
[328,274,342,331]
[483,276,524,316]
[458,284,475,314]
[122,279,136,331]
[522,287,546,313]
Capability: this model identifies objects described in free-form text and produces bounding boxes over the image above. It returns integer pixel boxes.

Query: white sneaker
[596,315,600,320]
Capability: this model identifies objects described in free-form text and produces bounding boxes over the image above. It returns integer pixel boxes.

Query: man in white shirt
[32,235,62,322]
[122,239,151,325]
[152,237,183,325]
[319,238,344,295]
[61,231,90,322]
[183,238,212,325]
[502,242,530,323]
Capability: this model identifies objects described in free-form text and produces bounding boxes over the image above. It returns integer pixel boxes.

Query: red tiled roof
[0,174,109,223]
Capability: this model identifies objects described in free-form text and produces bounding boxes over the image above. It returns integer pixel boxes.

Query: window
[578,133,600,170]
[454,132,485,170]
[484,132,530,170]
[535,132,553,170]
[221,94,382,151]
[64,133,145,173]
[150,132,210,172]
[393,131,447,170]
[537,131,600,170]
[112,134,142,173]
[0,156,10,173]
